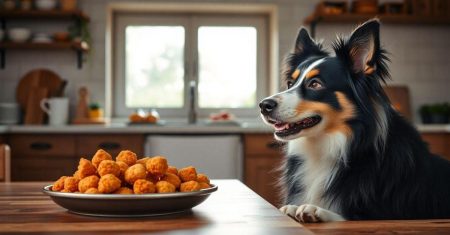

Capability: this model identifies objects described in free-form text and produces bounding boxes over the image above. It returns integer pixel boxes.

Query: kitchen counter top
[0,123,448,134]
[2,180,450,234]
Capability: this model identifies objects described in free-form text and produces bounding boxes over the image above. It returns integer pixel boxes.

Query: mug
[40,98,69,126]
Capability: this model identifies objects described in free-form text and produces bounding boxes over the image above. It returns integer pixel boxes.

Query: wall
[0,0,449,122]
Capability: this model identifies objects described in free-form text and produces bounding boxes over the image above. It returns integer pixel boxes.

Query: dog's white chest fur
[287,132,348,212]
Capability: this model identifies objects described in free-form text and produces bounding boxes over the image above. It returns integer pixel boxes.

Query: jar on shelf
[60,0,77,11]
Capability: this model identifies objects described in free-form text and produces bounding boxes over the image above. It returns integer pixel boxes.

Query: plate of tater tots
[42,149,217,217]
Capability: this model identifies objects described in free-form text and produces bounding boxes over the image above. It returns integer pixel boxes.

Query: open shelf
[305,13,450,25]
[0,41,88,51]
[0,10,89,22]
[0,41,88,69]
[304,12,450,38]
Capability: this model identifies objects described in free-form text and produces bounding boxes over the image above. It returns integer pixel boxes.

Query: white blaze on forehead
[289,57,326,92]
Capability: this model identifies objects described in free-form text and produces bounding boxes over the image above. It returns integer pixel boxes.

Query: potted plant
[89,103,103,119]
[419,104,432,124]
[429,103,450,124]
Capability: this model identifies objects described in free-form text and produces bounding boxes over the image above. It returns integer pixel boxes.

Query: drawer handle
[266,141,283,149]
[30,142,52,151]
[98,142,121,150]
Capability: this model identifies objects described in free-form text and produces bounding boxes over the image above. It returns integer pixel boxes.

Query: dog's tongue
[274,123,289,131]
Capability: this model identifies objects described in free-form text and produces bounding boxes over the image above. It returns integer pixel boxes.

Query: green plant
[89,103,100,110]
[419,105,431,115]
[428,103,450,115]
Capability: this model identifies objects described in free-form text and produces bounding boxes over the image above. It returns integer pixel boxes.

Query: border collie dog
[259,19,450,222]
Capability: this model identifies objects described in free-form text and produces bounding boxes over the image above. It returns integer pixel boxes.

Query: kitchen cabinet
[9,134,144,181]
[421,133,450,160]
[244,134,284,207]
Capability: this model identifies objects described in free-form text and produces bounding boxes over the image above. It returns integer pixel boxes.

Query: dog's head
[260,19,390,142]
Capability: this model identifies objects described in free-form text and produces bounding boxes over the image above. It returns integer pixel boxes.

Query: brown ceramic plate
[43,184,217,217]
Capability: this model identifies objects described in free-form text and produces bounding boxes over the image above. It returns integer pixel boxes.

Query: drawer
[244,134,284,155]
[76,134,145,158]
[9,135,75,157]
[12,157,77,181]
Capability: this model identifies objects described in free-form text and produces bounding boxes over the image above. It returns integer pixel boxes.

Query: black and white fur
[259,19,450,222]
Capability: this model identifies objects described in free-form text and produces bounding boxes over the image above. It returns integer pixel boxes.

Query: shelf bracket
[76,49,83,69]
[0,49,5,69]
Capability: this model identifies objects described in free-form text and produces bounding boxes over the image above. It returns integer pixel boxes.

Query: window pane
[198,27,257,108]
[125,26,185,108]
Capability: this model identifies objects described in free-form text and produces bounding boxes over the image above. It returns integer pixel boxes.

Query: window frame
[106,4,278,119]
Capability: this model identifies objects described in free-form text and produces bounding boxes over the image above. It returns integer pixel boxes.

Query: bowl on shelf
[32,33,53,43]
[35,0,57,10]
[54,32,70,42]
[8,28,31,43]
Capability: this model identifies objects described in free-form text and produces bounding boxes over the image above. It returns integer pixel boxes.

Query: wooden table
[1,180,450,234]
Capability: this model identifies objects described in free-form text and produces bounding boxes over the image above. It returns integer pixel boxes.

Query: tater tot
[84,188,99,194]
[116,161,129,180]
[92,149,112,168]
[199,182,211,189]
[133,179,156,194]
[97,160,121,177]
[167,166,178,175]
[114,187,134,194]
[73,170,81,180]
[77,158,97,179]
[178,166,197,182]
[116,150,137,166]
[161,173,181,189]
[136,157,150,166]
[98,174,121,193]
[78,175,100,193]
[146,156,168,176]
[63,176,80,192]
[146,173,159,184]
[197,174,210,184]
[156,181,176,193]
[52,176,67,191]
[180,181,201,192]
[124,164,147,184]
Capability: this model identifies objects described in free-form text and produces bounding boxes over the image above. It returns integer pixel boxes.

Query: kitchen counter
[2,180,450,234]
[0,123,449,134]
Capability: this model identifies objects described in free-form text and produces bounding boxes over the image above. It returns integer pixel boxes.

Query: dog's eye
[308,80,323,90]
[287,81,293,89]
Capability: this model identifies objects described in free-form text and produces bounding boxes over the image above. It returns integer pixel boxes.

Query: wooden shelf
[304,13,450,38]
[0,10,89,22]
[0,41,88,51]
[305,13,450,25]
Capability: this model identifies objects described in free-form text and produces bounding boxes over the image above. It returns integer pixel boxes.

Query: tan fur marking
[291,69,301,80]
[365,66,375,75]
[295,92,355,137]
[305,69,320,79]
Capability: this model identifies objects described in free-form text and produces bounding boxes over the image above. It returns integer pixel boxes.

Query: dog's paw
[279,205,298,219]
[295,204,323,223]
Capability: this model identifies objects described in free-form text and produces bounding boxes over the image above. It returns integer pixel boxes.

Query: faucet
[188,81,197,124]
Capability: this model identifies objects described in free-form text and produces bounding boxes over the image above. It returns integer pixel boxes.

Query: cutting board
[383,85,412,121]
[24,88,48,125]
[16,69,64,124]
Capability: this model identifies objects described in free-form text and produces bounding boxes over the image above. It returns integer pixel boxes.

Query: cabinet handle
[30,142,52,151]
[98,142,121,150]
[266,141,283,149]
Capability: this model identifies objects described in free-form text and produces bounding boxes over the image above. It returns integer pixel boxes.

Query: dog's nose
[259,99,278,115]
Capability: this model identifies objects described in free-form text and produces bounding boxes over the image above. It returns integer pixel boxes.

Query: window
[114,14,268,118]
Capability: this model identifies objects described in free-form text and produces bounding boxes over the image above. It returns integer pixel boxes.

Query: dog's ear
[294,27,321,55]
[346,19,380,74]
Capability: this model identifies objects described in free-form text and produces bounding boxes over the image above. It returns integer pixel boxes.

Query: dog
[259,19,450,223]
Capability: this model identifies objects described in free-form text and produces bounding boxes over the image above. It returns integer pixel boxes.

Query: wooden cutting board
[24,88,48,125]
[383,85,412,121]
[16,69,64,111]
[16,69,64,124]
